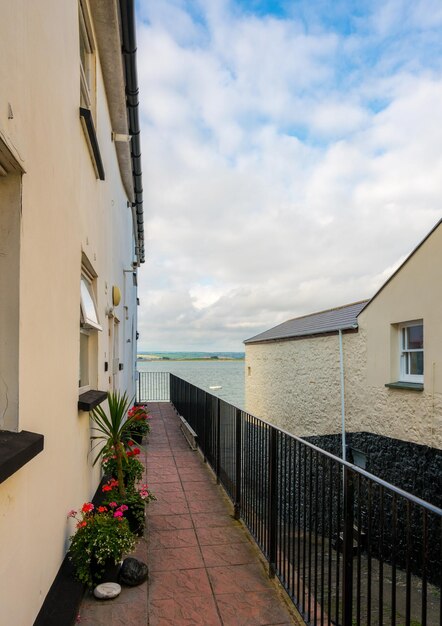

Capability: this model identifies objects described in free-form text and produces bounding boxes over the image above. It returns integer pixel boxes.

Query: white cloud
[136,0,442,351]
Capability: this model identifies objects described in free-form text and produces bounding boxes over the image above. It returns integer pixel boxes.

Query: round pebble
[93,582,122,599]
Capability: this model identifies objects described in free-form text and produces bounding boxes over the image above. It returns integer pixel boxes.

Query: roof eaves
[244,322,359,345]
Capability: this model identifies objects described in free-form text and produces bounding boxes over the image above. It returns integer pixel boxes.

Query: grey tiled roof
[244,300,368,344]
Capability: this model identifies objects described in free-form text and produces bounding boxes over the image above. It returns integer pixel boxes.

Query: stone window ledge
[78,390,107,412]
[0,430,44,484]
[385,381,424,391]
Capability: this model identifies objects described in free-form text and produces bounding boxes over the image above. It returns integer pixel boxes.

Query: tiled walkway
[78,402,302,625]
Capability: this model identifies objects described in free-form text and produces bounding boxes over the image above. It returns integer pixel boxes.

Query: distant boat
[209,385,222,390]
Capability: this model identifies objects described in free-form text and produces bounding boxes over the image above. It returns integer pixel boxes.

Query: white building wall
[245,332,362,436]
[0,2,139,623]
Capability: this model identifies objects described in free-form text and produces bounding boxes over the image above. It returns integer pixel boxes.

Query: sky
[135,0,442,352]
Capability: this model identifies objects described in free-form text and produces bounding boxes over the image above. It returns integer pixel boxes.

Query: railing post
[202,392,207,463]
[216,398,221,484]
[194,386,198,433]
[268,427,278,578]
[234,408,242,520]
[342,465,354,626]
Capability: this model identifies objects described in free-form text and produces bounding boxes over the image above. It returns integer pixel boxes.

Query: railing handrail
[141,370,441,625]
[168,373,442,518]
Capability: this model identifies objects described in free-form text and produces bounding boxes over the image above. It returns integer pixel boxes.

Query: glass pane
[406,325,423,350]
[409,351,423,376]
[80,277,99,326]
[79,333,89,387]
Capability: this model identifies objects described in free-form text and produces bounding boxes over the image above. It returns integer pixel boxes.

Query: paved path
[79,402,301,625]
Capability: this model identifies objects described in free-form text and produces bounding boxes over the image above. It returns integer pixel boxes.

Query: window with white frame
[79,0,95,113]
[79,269,101,393]
[399,321,423,383]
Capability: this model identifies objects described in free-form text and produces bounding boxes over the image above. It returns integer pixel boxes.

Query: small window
[79,1,95,112]
[80,276,102,330]
[79,330,89,388]
[399,321,423,383]
[79,267,101,394]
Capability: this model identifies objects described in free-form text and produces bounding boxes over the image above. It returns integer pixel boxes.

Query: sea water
[137,359,245,409]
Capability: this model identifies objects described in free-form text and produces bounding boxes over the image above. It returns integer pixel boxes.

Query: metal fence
[137,371,170,402]
[142,371,442,626]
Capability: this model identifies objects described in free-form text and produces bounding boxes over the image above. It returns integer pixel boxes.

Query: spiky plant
[90,391,134,497]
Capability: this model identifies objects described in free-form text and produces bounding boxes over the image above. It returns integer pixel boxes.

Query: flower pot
[131,432,143,445]
[90,556,121,585]
[125,508,145,536]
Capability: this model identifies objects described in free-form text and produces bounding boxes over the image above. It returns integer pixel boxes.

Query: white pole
[339,329,346,461]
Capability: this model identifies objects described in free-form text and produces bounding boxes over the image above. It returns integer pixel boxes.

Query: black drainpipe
[119,0,145,264]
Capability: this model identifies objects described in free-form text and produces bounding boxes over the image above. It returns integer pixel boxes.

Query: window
[399,321,423,383]
[78,0,105,180]
[79,0,95,113]
[79,266,101,393]
[80,276,101,330]
[0,139,22,431]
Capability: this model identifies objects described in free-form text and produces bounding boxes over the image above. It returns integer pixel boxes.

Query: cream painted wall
[245,332,361,436]
[0,2,139,624]
[245,225,442,452]
[358,223,442,450]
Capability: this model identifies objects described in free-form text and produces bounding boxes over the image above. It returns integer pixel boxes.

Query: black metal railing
[137,371,170,402]
[141,372,442,626]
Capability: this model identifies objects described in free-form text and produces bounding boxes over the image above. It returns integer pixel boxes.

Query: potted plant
[127,404,151,444]
[102,442,144,490]
[90,391,135,497]
[101,478,156,536]
[68,502,135,587]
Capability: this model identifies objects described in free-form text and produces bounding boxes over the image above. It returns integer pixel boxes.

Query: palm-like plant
[90,391,134,497]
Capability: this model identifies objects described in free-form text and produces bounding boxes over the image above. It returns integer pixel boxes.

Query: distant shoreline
[137,356,244,362]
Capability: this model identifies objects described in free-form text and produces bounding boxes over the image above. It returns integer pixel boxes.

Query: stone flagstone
[78,402,302,625]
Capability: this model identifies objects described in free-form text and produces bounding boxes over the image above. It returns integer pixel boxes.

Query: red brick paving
[78,402,302,625]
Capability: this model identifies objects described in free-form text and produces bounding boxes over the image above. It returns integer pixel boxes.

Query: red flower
[102,484,112,492]
[97,506,108,513]
[132,448,141,455]
[81,502,94,513]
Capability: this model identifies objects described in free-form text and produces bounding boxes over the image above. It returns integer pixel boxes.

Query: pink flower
[109,501,117,508]
[67,509,77,518]
[113,510,123,518]
[119,504,128,512]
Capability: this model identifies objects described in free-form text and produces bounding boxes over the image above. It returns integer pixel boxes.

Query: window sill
[78,390,107,411]
[0,430,44,484]
[385,381,424,391]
